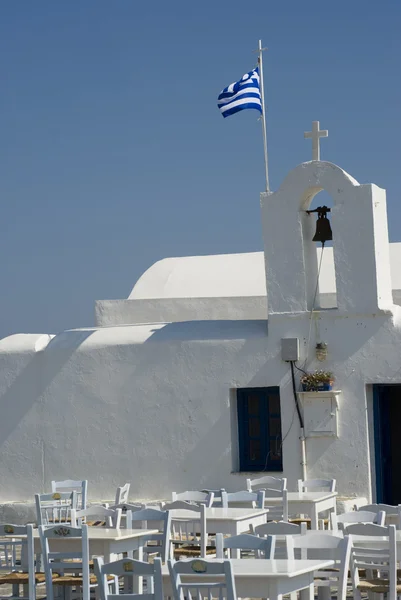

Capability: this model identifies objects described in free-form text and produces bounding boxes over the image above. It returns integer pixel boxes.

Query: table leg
[300,582,314,600]
[311,505,319,530]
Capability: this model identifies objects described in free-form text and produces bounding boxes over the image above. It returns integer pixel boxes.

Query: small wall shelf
[298,390,341,438]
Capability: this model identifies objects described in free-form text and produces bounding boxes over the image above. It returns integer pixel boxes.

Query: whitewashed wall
[1,160,400,505]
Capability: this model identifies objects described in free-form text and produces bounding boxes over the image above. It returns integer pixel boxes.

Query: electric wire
[303,243,326,368]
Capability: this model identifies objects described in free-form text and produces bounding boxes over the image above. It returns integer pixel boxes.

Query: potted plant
[300,370,334,392]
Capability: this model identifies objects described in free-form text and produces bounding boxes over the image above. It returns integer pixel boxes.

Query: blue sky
[0,0,400,338]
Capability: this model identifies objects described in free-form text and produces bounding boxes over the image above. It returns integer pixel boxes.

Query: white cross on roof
[304,121,328,161]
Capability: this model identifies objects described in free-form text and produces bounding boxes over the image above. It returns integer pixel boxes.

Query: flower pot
[302,381,333,392]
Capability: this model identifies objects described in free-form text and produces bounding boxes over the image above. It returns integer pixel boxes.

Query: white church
[1,122,401,510]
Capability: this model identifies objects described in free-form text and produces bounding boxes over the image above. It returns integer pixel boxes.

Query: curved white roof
[130,244,401,300]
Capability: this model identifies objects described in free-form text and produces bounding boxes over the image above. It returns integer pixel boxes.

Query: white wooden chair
[51,479,88,510]
[94,556,163,600]
[215,532,275,559]
[71,505,122,528]
[358,503,401,528]
[0,524,40,600]
[349,524,398,600]
[114,483,130,506]
[220,490,265,509]
[251,520,307,558]
[168,558,236,600]
[163,501,208,558]
[246,475,287,492]
[126,508,171,563]
[39,524,91,600]
[297,478,336,492]
[287,532,352,600]
[35,491,78,526]
[331,510,385,531]
[171,491,214,508]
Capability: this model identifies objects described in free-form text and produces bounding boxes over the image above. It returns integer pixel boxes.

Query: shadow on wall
[0,330,94,447]
[144,320,268,342]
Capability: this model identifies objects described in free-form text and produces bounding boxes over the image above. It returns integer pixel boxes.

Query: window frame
[236,386,283,472]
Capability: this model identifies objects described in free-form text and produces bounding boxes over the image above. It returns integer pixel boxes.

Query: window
[237,387,283,472]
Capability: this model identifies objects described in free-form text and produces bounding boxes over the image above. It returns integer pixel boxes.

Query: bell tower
[260,128,393,316]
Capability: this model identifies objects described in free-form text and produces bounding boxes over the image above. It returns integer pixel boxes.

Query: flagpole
[257,39,270,193]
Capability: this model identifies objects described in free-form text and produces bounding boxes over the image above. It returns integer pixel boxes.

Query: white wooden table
[31,527,158,561]
[162,559,335,599]
[170,507,270,536]
[265,492,337,529]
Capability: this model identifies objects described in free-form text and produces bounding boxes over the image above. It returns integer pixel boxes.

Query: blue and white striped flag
[218,67,262,118]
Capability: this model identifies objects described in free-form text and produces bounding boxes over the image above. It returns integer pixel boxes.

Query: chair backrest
[39,524,90,600]
[345,523,390,535]
[126,508,171,563]
[216,532,275,559]
[287,531,346,560]
[35,491,78,526]
[71,505,122,528]
[349,525,397,600]
[263,488,289,522]
[332,510,385,530]
[168,558,236,600]
[221,490,265,509]
[110,502,146,514]
[95,556,163,600]
[115,483,130,506]
[164,502,207,558]
[51,480,88,509]
[252,520,307,558]
[172,491,214,508]
[0,523,35,597]
[246,475,287,492]
[297,478,336,493]
[358,504,401,528]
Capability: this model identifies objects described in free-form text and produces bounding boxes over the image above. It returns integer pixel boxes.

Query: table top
[169,508,270,521]
[162,558,335,579]
[30,528,158,541]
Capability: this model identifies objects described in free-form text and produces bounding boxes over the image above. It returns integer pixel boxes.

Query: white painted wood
[349,524,397,600]
[0,524,35,600]
[51,480,88,510]
[163,558,336,599]
[172,491,214,508]
[39,524,90,600]
[331,510,385,531]
[221,490,265,509]
[252,520,307,558]
[168,558,236,600]
[298,479,336,493]
[126,508,171,564]
[215,532,275,559]
[114,483,130,506]
[286,532,352,600]
[164,502,207,558]
[94,556,163,600]
[70,505,122,529]
[35,491,78,526]
[246,475,287,492]
[358,504,401,529]
[168,507,270,537]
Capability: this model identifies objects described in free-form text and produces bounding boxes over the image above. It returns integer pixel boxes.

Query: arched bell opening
[301,188,337,310]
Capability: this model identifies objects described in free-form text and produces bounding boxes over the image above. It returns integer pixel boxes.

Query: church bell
[306,205,333,245]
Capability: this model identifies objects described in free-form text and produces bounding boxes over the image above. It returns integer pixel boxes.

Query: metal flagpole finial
[304,121,328,161]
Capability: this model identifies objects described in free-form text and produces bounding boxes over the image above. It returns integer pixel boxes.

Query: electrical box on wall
[298,391,341,437]
[281,338,300,361]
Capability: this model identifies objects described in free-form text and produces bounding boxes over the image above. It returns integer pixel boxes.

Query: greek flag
[218,67,262,118]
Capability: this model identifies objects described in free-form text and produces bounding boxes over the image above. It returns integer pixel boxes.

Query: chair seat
[0,572,56,584]
[53,574,114,586]
[357,579,401,593]
[173,545,216,557]
[85,521,106,527]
